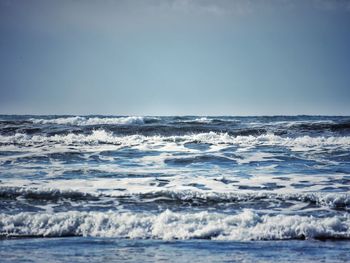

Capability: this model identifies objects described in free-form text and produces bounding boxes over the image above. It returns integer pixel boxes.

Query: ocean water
[0,115,350,262]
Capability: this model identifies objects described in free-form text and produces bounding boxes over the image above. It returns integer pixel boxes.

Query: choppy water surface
[1,115,350,262]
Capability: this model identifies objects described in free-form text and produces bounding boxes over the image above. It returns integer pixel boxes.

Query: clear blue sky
[1,0,350,115]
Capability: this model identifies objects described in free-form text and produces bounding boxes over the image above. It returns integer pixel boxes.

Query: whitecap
[1,210,349,240]
[30,116,145,125]
[2,131,350,150]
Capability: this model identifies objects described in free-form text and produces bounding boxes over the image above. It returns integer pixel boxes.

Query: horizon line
[1,113,350,117]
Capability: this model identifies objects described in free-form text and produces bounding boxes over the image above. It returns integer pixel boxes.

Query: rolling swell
[0,187,98,201]
[1,186,349,210]
[1,115,350,137]
[289,121,350,132]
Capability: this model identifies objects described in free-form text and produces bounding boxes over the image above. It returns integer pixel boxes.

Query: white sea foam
[180,117,213,123]
[0,210,349,240]
[1,131,350,150]
[30,116,145,125]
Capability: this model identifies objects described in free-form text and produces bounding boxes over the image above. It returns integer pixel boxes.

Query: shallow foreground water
[1,238,350,263]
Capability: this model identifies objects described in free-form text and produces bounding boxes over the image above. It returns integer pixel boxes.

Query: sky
[0,0,350,116]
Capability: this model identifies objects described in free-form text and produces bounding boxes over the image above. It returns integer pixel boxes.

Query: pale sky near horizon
[1,0,350,115]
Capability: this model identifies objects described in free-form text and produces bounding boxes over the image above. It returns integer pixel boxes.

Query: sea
[0,115,350,262]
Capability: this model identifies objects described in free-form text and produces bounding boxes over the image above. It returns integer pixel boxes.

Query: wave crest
[30,116,146,125]
[1,210,349,240]
[2,130,350,149]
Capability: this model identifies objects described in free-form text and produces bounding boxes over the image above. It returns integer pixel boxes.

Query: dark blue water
[1,115,350,262]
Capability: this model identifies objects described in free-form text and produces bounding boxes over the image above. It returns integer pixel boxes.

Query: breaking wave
[1,130,350,149]
[176,117,213,124]
[1,210,349,241]
[29,116,146,125]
